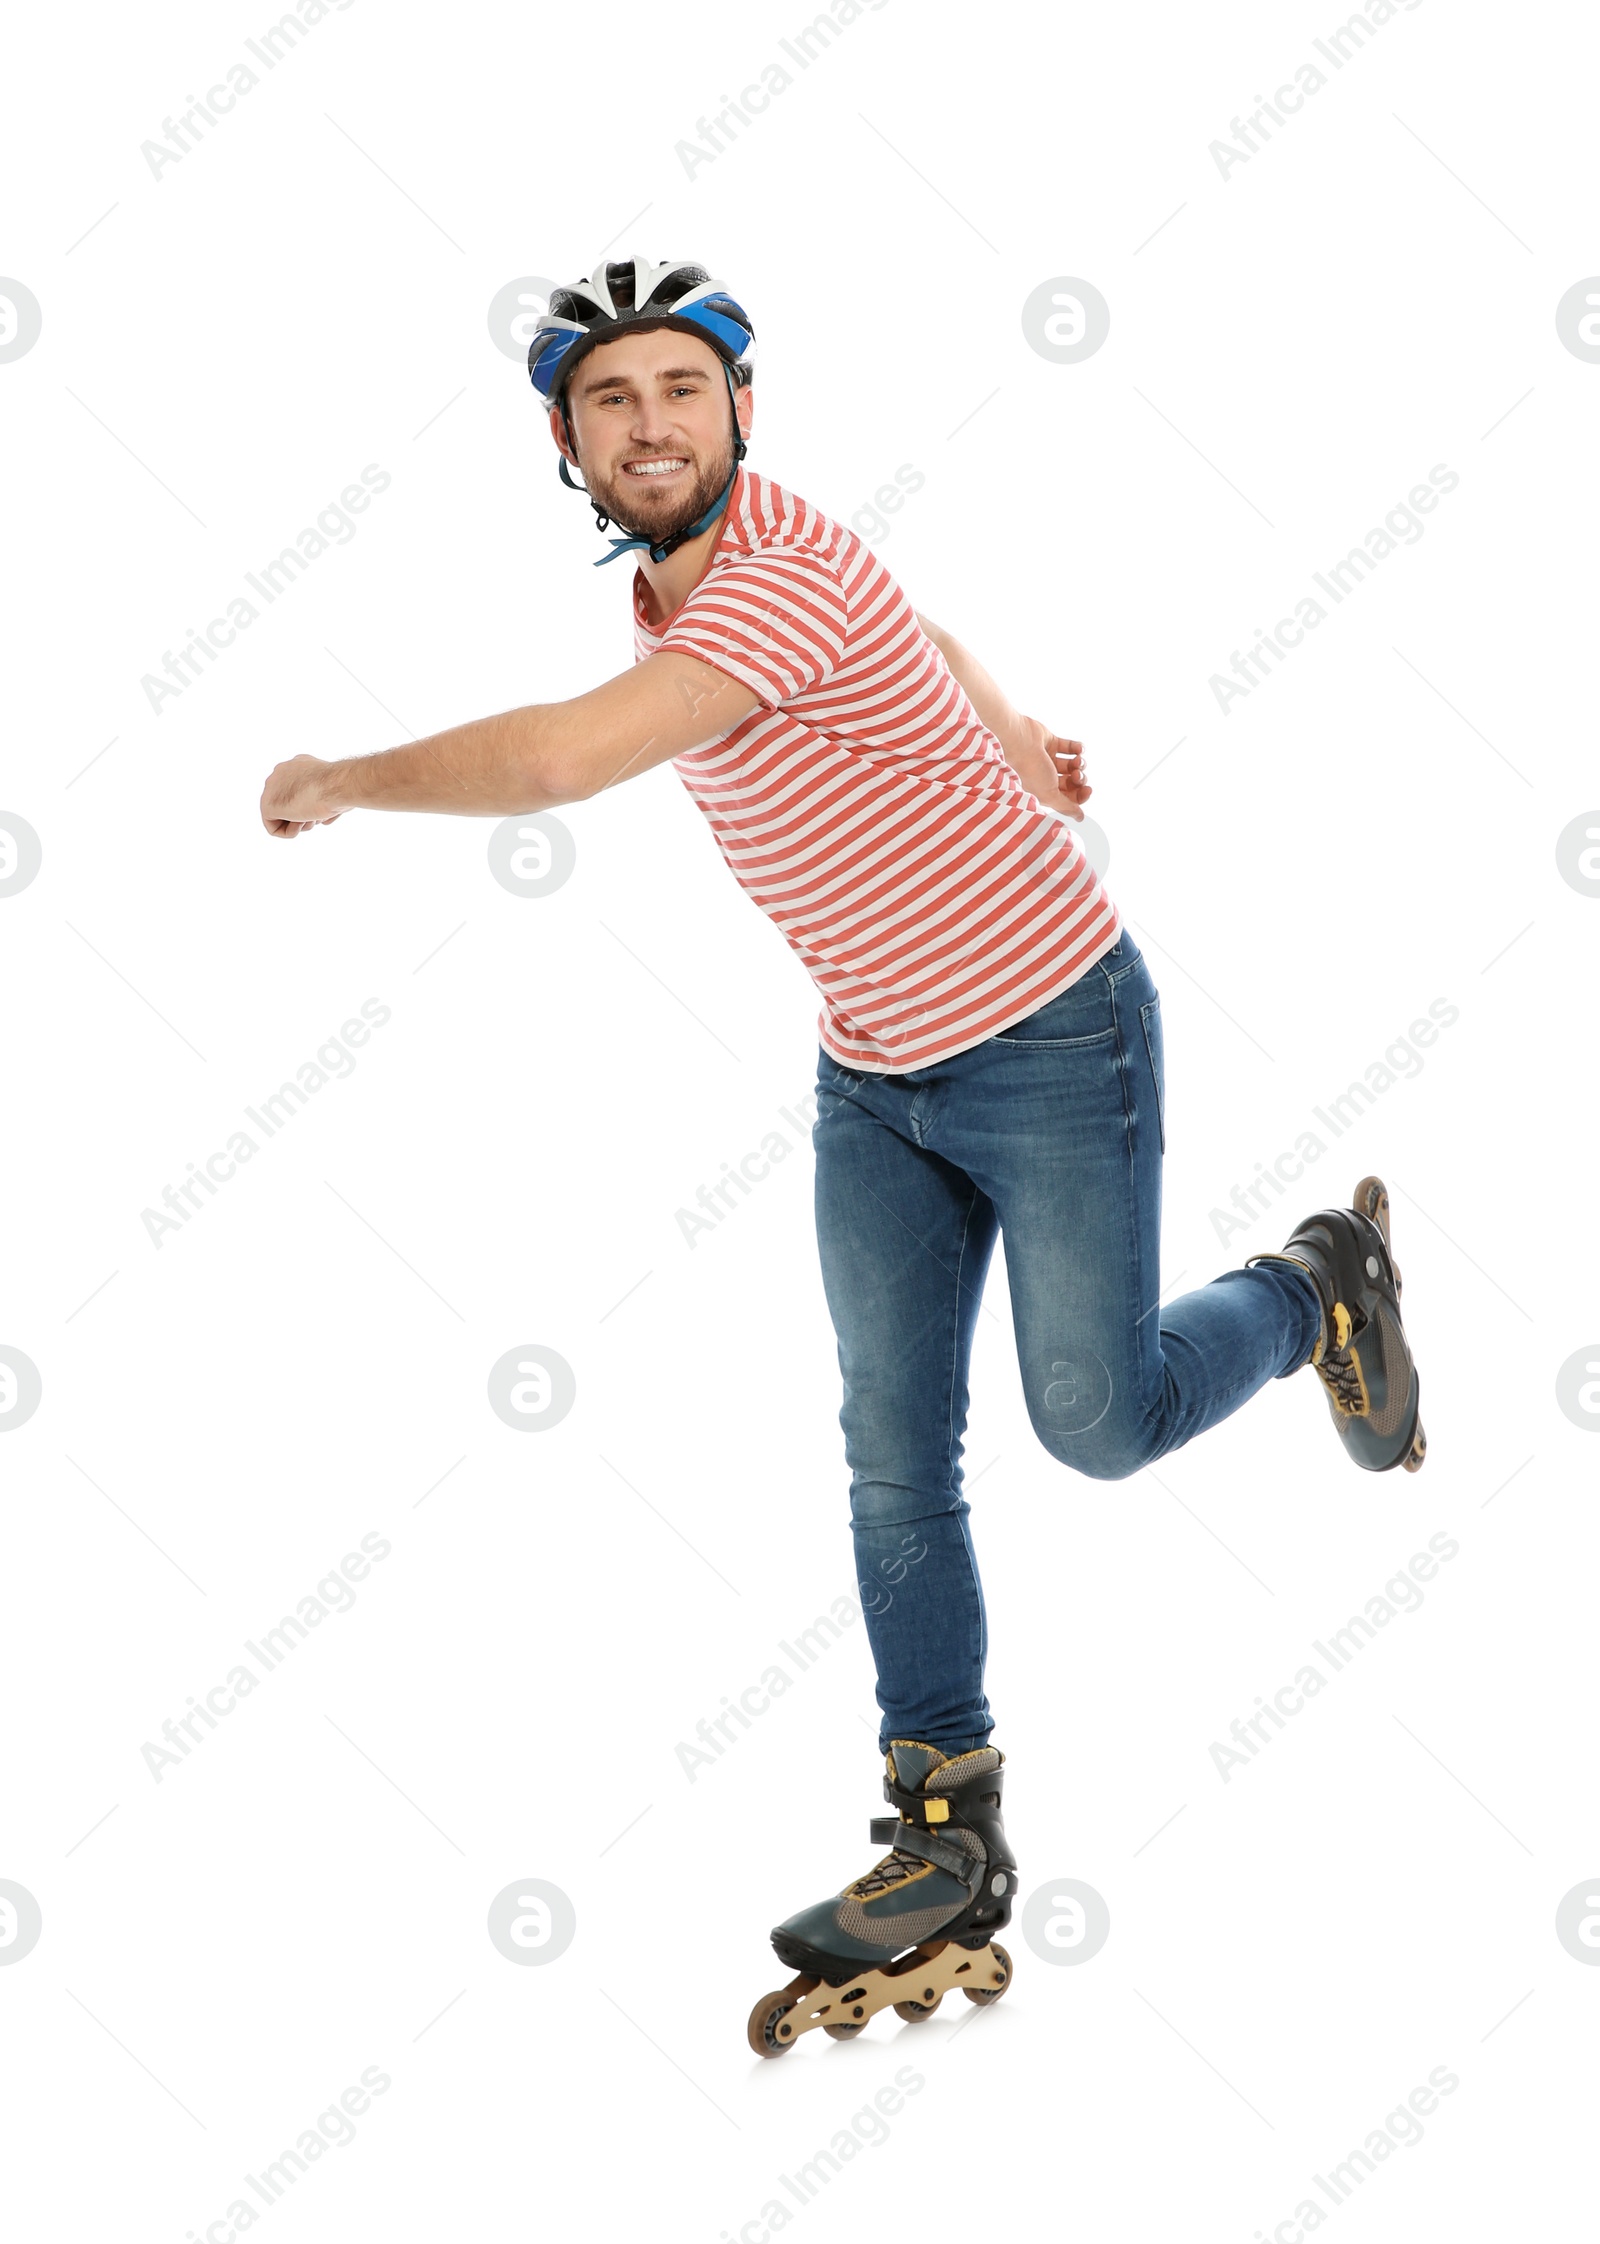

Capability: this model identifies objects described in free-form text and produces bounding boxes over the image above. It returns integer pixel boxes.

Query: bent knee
[1028,1415,1157,1482]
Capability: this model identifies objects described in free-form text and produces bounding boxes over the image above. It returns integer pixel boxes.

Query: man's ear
[548,403,578,465]
[735,381,755,444]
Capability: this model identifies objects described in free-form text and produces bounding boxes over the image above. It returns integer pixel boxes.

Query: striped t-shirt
[631,467,1120,1074]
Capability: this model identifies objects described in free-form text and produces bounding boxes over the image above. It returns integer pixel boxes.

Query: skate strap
[881,1777,959,1827]
[867,1816,983,1887]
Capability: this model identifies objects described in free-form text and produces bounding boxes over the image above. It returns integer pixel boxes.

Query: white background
[2,1,1596,2237]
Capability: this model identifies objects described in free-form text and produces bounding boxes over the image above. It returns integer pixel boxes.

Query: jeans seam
[947,1179,988,1705]
[1113,968,1160,1460]
[1140,996,1166,1154]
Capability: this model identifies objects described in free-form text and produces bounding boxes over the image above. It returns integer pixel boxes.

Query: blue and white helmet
[527,257,756,414]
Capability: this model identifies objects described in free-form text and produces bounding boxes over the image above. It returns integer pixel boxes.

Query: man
[260,256,1425,2054]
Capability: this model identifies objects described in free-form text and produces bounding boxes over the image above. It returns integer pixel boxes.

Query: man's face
[551,329,753,543]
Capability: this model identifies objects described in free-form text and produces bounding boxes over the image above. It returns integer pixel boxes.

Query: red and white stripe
[633,468,1120,1073]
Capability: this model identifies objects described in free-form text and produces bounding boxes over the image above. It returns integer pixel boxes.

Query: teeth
[625,459,686,475]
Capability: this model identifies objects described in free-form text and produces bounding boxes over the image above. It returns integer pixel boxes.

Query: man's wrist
[320,756,364,814]
[1007,711,1046,761]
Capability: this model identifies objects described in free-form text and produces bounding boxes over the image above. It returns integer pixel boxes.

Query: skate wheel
[822,2019,867,2040]
[961,1943,1013,2005]
[1352,1175,1391,1245]
[1403,1421,1427,1473]
[892,1989,944,2022]
[747,1991,801,2058]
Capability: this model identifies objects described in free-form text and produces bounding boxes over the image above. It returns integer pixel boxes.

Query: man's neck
[634,469,739,626]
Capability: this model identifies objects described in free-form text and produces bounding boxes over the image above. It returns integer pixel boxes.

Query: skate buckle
[924,1799,949,1824]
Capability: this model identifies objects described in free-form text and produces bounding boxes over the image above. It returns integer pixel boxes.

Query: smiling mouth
[622,456,690,479]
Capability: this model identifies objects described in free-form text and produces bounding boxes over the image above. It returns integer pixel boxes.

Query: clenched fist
[261,754,345,839]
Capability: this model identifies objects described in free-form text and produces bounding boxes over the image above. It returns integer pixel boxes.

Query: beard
[582,427,738,544]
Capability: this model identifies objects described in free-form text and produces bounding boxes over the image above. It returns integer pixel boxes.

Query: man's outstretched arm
[915,611,1091,821]
[259,652,762,836]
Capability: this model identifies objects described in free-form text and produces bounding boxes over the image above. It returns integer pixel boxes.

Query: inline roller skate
[1248,1174,1426,1472]
[747,1740,1016,2057]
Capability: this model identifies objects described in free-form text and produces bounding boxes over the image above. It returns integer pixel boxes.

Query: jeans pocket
[1139,995,1166,1153]
[993,967,1118,1046]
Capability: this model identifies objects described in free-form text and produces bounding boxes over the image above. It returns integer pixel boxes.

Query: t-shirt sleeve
[655,547,848,707]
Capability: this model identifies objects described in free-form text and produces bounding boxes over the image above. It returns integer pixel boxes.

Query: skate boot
[1247,1174,1426,1473]
[746,1741,1016,2057]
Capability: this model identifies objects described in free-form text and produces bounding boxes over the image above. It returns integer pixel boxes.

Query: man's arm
[259,652,762,836]
[915,611,1090,821]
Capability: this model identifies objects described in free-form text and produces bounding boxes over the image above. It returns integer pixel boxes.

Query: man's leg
[812,1054,1001,1752]
[928,932,1322,1477]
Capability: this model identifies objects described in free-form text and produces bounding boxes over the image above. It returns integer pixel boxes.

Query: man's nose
[630,399,681,444]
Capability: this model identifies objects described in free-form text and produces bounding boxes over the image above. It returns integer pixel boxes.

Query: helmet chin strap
[560,361,747,569]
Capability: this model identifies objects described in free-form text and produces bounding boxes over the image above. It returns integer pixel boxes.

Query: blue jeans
[811,931,1322,1754]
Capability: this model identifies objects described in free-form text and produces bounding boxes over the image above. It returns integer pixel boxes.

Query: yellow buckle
[924,1799,949,1824]
[1332,1302,1352,1351]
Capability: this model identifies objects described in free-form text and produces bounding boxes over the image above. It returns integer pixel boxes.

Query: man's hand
[1009,714,1092,822]
[261,755,346,839]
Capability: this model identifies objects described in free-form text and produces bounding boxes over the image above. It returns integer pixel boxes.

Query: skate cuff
[868,1816,983,1887]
